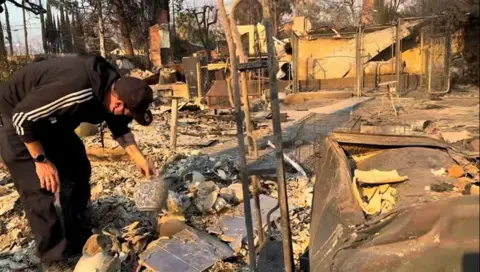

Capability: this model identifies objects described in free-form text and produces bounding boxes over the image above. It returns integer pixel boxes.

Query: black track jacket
[0,56,132,143]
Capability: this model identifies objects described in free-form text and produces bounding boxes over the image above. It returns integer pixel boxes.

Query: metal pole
[252,176,264,246]
[262,0,295,271]
[427,41,433,93]
[402,15,438,21]
[355,25,363,97]
[292,34,299,93]
[196,61,203,98]
[444,28,451,86]
[169,97,179,151]
[420,28,425,87]
[233,57,257,270]
[395,18,402,95]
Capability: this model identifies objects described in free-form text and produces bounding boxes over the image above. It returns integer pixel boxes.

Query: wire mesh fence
[421,19,452,94]
[292,112,360,165]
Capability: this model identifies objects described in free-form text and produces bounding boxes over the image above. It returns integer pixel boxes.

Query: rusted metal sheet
[331,196,479,271]
[183,57,201,99]
[183,56,209,99]
[309,133,480,272]
[331,132,478,158]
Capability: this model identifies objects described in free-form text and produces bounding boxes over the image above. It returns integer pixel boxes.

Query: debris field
[1,85,478,271]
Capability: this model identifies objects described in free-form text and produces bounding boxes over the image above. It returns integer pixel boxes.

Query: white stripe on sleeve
[13,88,94,136]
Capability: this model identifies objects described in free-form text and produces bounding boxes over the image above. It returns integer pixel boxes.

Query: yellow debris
[355,169,409,184]
[353,169,407,215]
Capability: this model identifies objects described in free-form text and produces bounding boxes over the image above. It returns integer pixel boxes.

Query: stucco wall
[297,29,461,80]
[297,38,349,80]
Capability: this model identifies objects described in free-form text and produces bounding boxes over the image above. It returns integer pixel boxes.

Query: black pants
[0,120,92,262]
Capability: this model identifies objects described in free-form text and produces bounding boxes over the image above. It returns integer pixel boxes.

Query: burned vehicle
[308,132,479,271]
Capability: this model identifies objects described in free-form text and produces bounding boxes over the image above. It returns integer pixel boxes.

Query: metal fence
[356,17,454,96]
[291,16,457,96]
[422,20,452,94]
[292,112,360,165]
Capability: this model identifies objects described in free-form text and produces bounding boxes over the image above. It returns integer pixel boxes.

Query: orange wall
[297,29,462,80]
[297,38,349,80]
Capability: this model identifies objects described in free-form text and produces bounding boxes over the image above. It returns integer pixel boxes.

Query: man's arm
[115,131,143,160]
[115,132,155,177]
[105,112,156,177]
[12,76,92,193]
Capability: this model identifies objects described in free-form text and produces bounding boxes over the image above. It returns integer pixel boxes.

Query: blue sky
[1,0,234,55]
[1,1,44,54]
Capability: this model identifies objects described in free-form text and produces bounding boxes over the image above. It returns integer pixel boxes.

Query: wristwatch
[33,154,47,163]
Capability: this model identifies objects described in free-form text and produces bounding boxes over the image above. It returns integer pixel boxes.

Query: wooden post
[230,0,255,155]
[170,97,180,151]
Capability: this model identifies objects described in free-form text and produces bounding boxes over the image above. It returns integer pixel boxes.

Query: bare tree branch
[7,0,46,14]
[185,5,218,49]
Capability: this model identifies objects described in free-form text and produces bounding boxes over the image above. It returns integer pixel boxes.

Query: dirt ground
[355,88,480,138]
[0,86,478,271]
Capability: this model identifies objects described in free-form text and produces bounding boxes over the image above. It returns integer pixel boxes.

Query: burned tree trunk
[97,0,106,57]
[216,1,258,269]
[112,0,134,56]
[22,0,29,56]
[230,0,255,155]
[39,0,47,54]
[4,3,13,55]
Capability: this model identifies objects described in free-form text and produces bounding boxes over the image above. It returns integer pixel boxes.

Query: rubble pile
[2,88,479,271]
[0,177,36,271]
[0,103,315,272]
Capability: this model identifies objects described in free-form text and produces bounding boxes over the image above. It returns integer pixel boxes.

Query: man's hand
[35,161,60,193]
[133,155,156,177]
[116,132,157,177]
[24,141,59,193]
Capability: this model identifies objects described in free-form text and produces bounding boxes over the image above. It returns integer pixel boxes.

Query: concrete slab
[309,97,374,114]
